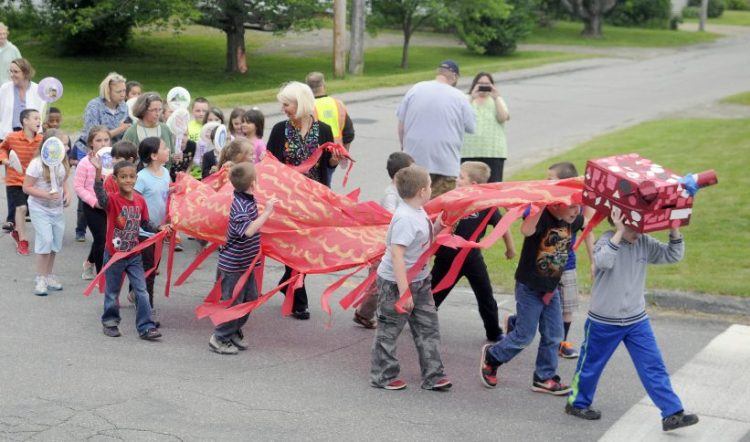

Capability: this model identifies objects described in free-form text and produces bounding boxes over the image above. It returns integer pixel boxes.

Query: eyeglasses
[147,107,163,114]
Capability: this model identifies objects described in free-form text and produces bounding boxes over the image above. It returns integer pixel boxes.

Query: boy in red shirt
[90,154,170,340]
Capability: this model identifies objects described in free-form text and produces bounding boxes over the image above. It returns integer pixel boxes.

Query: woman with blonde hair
[73,72,130,159]
[267,81,341,320]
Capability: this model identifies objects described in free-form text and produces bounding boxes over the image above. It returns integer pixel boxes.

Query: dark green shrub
[608,0,673,29]
[688,0,726,17]
[682,6,701,17]
[726,0,750,10]
[455,0,536,56]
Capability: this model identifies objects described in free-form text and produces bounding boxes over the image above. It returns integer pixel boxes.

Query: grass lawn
[483,118,750,297]
[523,20,721,46]
[684,10,750,26]
[13,26,590,132]
[722,91,750,105]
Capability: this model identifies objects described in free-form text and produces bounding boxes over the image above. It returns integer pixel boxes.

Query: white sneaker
[209,335,239,355]
[81,261,96,280]
[33,276,48,296]
[46,274,63,291]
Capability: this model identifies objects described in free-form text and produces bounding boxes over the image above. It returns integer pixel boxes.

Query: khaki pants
[430,174,457,199]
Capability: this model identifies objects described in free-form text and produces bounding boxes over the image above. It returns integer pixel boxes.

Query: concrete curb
[647,291,750,317]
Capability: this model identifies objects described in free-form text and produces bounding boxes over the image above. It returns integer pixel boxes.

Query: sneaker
[504,314,516,336]
[292,309,310,320]
[531,375,571,396]
[174,243,184,252]
[480,344,499,388]
[565,403,602,420]
[426,378,452,391]
[559,341,579,359]
[230,329,248,350]
[353,311,376,329]
[103,325,121,337]
[81,261,97,280]
[33,275,48,296]
[75,231,86,242]
[151,308,161,329]
[2,221,13,232]
[209,335,239,355]
[662,411,699,432]
[17,239,30,256]
[383,379,407,390]
[139,328,162,341]
[46,274,63,291]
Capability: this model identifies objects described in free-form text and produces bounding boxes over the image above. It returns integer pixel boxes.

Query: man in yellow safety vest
[305,72,355,151]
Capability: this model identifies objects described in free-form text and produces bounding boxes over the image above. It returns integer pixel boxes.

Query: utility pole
[349,0,365,75]
[333,0,346,78]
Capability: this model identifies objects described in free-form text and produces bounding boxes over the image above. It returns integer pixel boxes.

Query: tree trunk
[582,13,603,37]
[400,32,411,69]
[348,0,365,75]
[225,21,247,73]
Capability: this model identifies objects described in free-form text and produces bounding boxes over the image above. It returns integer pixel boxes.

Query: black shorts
[7,186,28,210]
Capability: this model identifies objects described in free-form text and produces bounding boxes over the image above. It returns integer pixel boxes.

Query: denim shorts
[29,208,65,254]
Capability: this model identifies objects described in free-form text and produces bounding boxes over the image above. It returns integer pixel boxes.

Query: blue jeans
[101,251,155,334]
[487,281,563,381]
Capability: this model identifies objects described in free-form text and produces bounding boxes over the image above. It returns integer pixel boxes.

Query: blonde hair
[219,138,253,168]
[38,129,71,184]
[277,81,316,119]
[461,161,491,184]
[99,72,126,102]
[11,58,35,80]
[395,165,430,199]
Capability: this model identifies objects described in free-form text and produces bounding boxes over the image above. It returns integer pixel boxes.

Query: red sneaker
[17,239,30,256]
[429,378,452,391]
[11,229,20,245]
[480,344,499,388]
[383,379,407,390]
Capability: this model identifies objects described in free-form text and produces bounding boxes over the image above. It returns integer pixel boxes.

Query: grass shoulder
[524,21,720,47]
[721,91,750,105]
[484,117,749,297]
[683,10,750,27]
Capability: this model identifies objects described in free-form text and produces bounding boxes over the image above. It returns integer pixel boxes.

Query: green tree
[370,0,448,68]
[454,0,535,56]
[196,0,326,73]
[45,0,196,54]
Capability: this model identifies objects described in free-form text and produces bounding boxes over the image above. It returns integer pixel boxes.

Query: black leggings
[431,252,501,341]
[279,265,308,312]
[83,203,107,272]
[461,157,505,183]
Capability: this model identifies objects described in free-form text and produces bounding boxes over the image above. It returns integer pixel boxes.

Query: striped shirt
[218,190,261,273]
[0,130,43,186]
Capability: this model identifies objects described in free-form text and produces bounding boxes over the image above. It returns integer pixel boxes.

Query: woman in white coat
[0,58,41,141]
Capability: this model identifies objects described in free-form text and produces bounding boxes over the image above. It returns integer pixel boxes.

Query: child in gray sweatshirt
[565,206,699,433]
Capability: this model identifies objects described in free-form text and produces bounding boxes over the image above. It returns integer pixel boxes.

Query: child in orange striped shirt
[0,109,42,255]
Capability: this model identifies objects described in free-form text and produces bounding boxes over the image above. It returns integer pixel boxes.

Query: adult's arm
[266,121,286,162]
[462,97,476,134]
[342,113,355,147]
[494,96,510,123]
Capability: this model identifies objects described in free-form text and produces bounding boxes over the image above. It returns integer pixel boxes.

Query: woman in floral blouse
[267,81,340,320]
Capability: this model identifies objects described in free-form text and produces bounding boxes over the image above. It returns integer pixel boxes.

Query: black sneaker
[662,411,699,431]
[565,403,602,420]
[480,344,499,388]
[292,309,310,320]
[139,328,162,341]
[103,326,121,337]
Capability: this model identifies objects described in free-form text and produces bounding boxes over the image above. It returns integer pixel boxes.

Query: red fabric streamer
[83,230,168,296]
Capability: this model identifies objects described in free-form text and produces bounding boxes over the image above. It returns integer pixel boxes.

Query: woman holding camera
[462,72,510,183]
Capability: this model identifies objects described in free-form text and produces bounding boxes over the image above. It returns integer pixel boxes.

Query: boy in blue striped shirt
[210,162,276,355]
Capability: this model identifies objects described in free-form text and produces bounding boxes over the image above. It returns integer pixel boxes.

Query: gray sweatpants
[370,275,446,389]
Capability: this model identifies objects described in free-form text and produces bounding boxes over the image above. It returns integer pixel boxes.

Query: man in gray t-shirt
[397,60,476,198]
